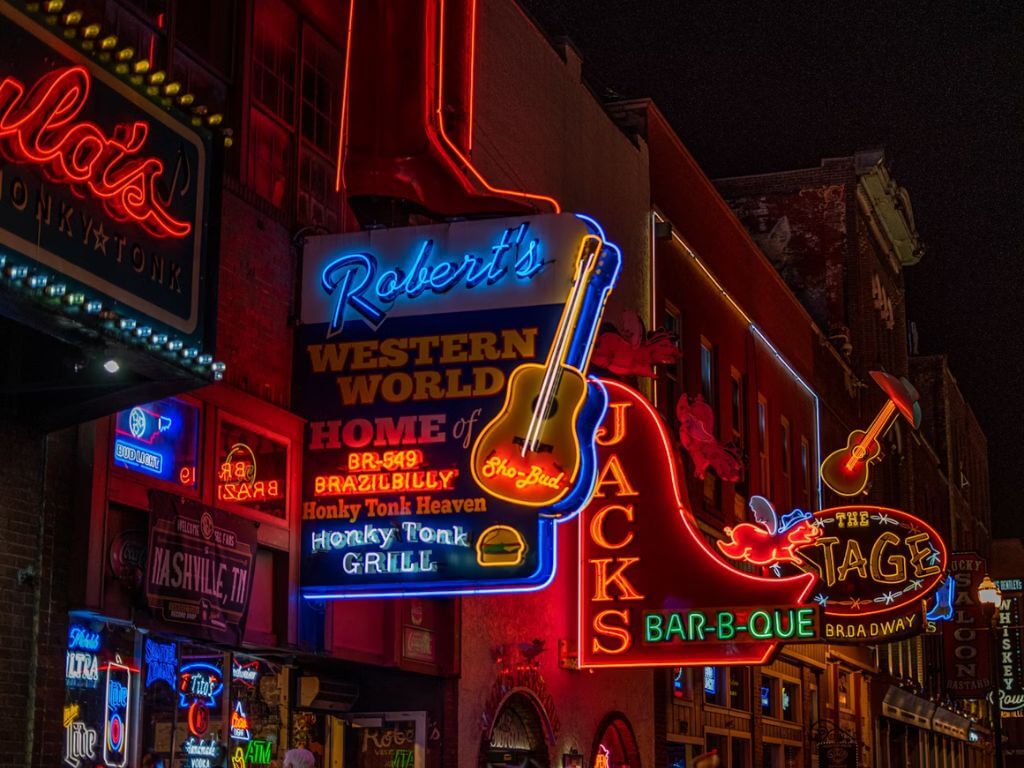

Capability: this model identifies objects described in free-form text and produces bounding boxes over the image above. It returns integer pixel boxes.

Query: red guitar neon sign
[0,66,190,239]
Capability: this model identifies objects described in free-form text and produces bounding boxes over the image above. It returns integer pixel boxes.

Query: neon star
[814,593,829,607]
[93,222,109,255]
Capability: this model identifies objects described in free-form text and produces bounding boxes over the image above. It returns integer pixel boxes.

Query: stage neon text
[0,66,190,238]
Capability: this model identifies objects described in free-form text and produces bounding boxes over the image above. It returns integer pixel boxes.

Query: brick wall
[0,424,76,768]
[215,187,297,409]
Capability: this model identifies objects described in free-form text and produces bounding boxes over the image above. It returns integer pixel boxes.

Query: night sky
[519,0,1024,538]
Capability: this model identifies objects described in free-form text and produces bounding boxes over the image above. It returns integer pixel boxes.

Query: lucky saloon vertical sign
[297,214,619,597]
[0,4,213,348]
[997,580,1024,715]
[944,553,993,698]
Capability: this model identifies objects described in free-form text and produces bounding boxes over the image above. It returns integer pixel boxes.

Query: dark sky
[519,0,1024,538]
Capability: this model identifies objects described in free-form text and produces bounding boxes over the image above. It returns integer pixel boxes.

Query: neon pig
[319,224,545,336]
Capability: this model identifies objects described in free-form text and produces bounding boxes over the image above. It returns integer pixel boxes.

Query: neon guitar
[471,235,605,506]
[820,371,921,496]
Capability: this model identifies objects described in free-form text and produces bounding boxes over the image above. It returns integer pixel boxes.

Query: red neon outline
[578,379,816,669]
[801,505,948,618]
[333,0,357,193]
[434,0,561,213]
[0,66,191,238]
[466,0,477,152]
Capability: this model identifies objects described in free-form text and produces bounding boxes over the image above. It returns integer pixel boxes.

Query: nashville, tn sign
[297,214,620,597]
[0,4,213,348]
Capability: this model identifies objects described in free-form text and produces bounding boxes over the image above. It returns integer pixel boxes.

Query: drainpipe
[23,433,49,768]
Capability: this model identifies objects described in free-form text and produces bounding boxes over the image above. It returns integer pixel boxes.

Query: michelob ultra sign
[297,214,620,597]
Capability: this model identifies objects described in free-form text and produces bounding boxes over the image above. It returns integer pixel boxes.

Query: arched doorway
[481,690,553,768]
[592,712,641,768]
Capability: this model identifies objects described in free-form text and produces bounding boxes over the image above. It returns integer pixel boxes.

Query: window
[810,686,819,727]
[762,744,782,768]
[730,369,745,441]
[672,667,693,701]
[216,418,289,519]
[757,394,770,496]
[838,670,853,711]
[761,675,778,717]
[297,28,344,228]
[730,667,750,710]
[704,667,726,706]
[800,437,812,505]
[705,733,727,763]
[252,0,298,124]
[112,397,201,491]
[662,304,682,417]
[780,416,791,508]
[700,339,718,425]
[782,680,799,722]
[731,737,751,768]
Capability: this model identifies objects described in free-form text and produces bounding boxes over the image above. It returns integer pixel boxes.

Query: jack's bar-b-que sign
[296,214,620,597]
[578,380,820,668]
[0,4,212,347]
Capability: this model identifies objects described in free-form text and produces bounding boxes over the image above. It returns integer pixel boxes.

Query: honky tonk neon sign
[578,380,819,668]
[0,66,190,238]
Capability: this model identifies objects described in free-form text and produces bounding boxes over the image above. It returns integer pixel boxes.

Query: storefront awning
[882,685,936,729]
[932,707,972,741]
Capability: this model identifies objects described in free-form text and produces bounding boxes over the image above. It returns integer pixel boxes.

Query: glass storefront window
[704,667,726,706]
[113,397,200,490]
[761,676,778,717]
[730,667,750,710]
[216,417,288,518]
[63,615,139,768]
[672,667,693,701]
[782,680,798,722]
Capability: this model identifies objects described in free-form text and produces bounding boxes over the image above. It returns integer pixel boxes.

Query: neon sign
[998,587,1024,715]
[578,380,818,668]
[182,737,222,768]
[65,649,99,688]
[63,703,98,768]
[113,398,199,484]
[102,657,132,767]
[819,371,920,497]
[0,4,213,349]
[244,740,273,765]
[299,214,620,598]
[145,638,177,688]
[320,223,544,336]
[232,658,259,687]
[68,625,101,652]
[926,576,955,622]
[230,700,251,741]
[178,662,224,708]
[720,505,947,643]
[943,553,994,698]
[217,443,283,503]
[0,66,189,238]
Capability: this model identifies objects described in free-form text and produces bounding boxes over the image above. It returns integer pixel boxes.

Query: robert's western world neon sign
[297,214,620,597]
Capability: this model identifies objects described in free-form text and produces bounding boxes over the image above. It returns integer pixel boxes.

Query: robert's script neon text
[320,224,544,335]
[0,66,190,238]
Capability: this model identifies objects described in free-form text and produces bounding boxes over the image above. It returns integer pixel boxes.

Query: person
[283,748,316,768]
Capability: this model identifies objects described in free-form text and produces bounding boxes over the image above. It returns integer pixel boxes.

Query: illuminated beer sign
[297,214,620,597]
[720,505,947,643]
[0,4,213,348]
[578,380,820,668]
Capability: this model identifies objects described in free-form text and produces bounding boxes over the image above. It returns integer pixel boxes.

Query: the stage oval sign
[796,505,947,617]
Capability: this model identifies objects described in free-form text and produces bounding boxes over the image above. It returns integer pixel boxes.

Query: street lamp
[978,574,1004,768]
[979,576,1003,610]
